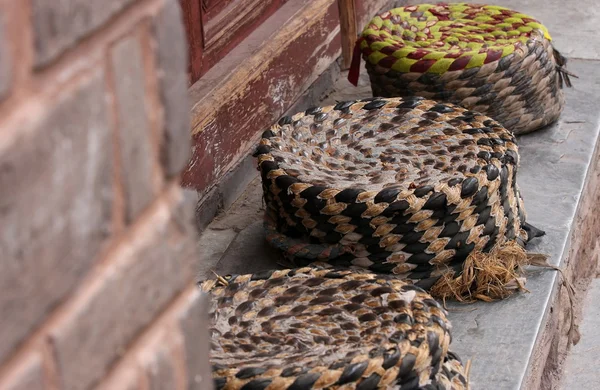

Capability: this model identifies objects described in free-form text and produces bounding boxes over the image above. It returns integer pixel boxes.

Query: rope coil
[350,3,575,134]
[256,97,545,301]
[202,267,470,389]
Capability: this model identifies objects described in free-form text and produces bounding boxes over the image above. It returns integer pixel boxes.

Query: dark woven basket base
[365,37,566,135]
[202,267,470,389]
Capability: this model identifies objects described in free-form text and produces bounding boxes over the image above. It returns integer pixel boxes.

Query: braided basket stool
[202,267,469,389]
[349,3,574,135]
[255,97,545,301]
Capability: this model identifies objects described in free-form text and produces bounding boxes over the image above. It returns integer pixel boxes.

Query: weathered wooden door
[179,0,288,83]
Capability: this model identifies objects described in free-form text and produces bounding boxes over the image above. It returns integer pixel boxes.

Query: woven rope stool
[349,3,575,135]
[255,97,545,302]
[202,267,470,389]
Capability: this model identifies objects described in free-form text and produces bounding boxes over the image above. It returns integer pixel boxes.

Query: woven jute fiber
[202,267,469,389]
[351,3,574,135]
[255,97,545,301]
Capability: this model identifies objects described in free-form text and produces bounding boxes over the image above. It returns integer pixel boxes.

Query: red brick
[152,0,191,178]
[0,10,11,99]
[177,290,213,390]
[173,188,201,236]
[138,330,180,390]
[48,187,198,390]
[110,34,156,223]
[0,69,113,364]
[31,0,139,67]
[97,363,142,390]
[0,352,45,390]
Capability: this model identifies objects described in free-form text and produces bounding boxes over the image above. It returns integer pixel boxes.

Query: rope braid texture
[204,94,547,390]
[256,97,544,300]
[349,3,575,134]
[202,268,469,389]
[199,96,548,389]
[200,4,569,388]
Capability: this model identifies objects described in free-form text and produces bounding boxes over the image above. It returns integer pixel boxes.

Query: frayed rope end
[430,241,546,302]
[553,46,578,88]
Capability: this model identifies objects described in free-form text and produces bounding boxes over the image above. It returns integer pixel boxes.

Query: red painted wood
[338,0,357,70]
[179,0,204,83]
[182,1,342,192]
[201,0,237,21]
[199,0,287,78]
[179,0,288,83]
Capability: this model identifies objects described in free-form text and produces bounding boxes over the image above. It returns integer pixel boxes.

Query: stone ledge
[446,59,600,389]
[196,58,600,389]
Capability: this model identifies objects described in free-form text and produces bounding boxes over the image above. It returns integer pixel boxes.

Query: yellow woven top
[360,3,551,74]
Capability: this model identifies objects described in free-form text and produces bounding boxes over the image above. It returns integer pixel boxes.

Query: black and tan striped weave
[354,3,574,135]
[202,267,469,389]
[255,97,543,291]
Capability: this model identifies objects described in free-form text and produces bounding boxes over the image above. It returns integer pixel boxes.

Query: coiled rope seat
[348,3,575,134]
[255,97,545,302]
[202,267,470,389]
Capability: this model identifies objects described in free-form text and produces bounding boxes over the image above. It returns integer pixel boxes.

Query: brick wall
[0,0,211,389]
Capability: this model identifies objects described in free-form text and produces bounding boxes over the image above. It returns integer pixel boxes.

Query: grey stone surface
[217,155,259,211]
[444,59,600,389]
[197,228,238,280]
[209,176,264,233]
[402,0,600,60]
[562,279,600,389]
[320,61,372,106]
[196,187,222,234]
[197,176,277,282]
[316,7,600,383]
[111,35,155,223]
[213,220,283,276]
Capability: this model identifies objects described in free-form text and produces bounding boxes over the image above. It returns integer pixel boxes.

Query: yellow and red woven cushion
[360,2,552,74]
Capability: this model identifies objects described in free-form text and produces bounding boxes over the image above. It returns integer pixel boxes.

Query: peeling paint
[268,78,292,111]
[188,0,338,134]
[182,0,341,193]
